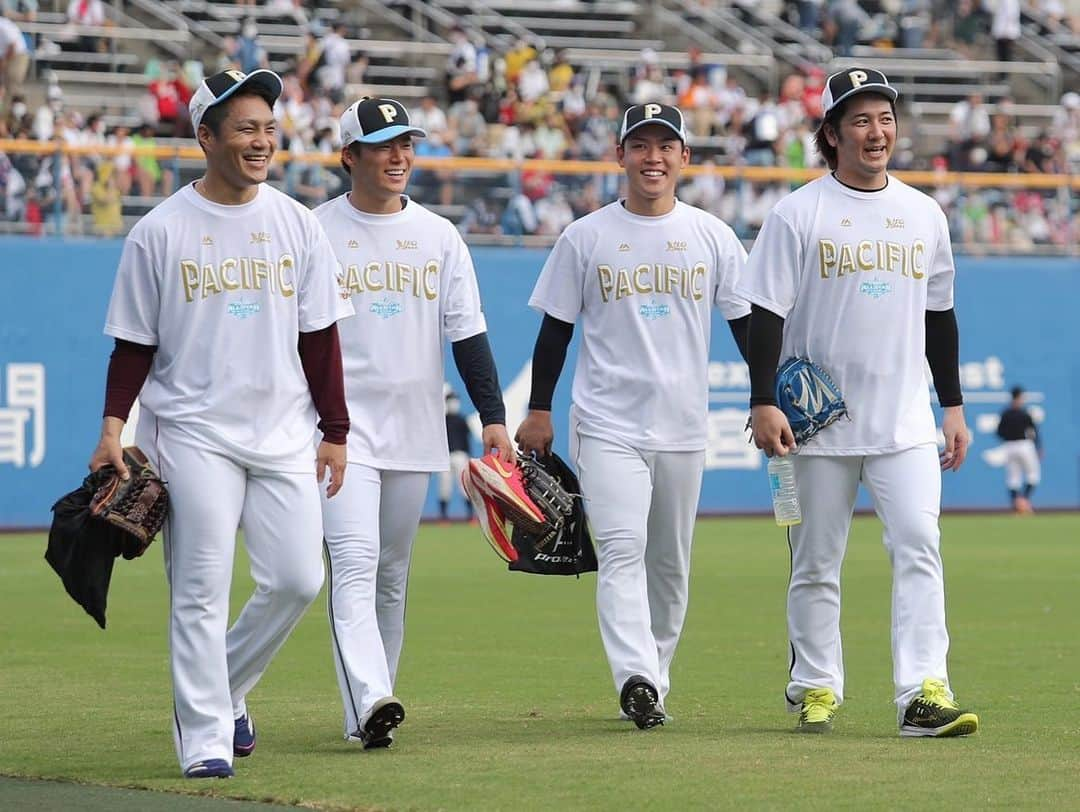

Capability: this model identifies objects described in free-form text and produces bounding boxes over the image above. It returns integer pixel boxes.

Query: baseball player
[515,103,750,729]
[439,389,474,521]
[740,68,979,737]
[314,97,513,748]
[996,385,1041,513]
[89,69,353,778]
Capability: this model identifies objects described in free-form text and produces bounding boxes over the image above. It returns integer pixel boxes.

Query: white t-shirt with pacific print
[529,199,750,452]
[736,173,956,455]
[104,182,354,472]
[314,194,487,471]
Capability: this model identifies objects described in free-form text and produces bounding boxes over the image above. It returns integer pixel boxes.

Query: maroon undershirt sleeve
[103,339,156,420]
[298,323,349,445]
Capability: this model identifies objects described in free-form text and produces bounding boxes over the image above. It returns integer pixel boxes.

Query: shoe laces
[800,688,836,722]
[919,678,958,710]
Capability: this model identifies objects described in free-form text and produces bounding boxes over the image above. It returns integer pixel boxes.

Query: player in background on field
[740,68,979,738]
[90,69,353,778]
[516,103,750,730]
[440,388,474,521]
[996,385,1041,514]
[314,97,514,749]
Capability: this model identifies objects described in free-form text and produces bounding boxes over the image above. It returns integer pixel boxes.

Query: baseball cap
[821,68,898,116]
[189,68,283,132]
[339,97,427,147]
[618,103,688,145]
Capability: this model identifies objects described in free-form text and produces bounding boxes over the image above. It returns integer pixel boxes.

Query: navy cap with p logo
[821,68,898,115]
[340,97,428,146]
[618,103,688,145]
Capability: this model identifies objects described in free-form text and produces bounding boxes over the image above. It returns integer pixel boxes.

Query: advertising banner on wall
[0,240,1075,528]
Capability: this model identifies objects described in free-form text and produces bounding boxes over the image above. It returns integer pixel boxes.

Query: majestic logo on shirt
[396,239,419,250]
[347,239,360,249]
[617,243,631,252]
[666,240,688,252]
[250,231,272,244]
[817,239,926,280]
[227,299,261,319]
[639,299,671,320]
[338,260,439,301]
[859,280,893,299]
[840,218,852,227]
[180,254,297,303]
[597,262,706,304]
[202,235,214,246]
[885,218,905,229]
[369,297,403,319]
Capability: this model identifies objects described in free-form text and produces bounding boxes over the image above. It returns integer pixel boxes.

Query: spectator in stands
[449,94,488,157]
[897,0,932,48]
[949,0,984,58]
[458,196,500,237]
[409,95,449,140]
[517,57,549,105]
[0,15,28,114]
[346,52,369,90]
[534,110,571,159]
[1051,92,1080,168]
[148,61,194,138]
[794,0,825,33]
[948,92,991,170]
[131,121,172,197]
[534,186,573,235]
[1022,131,1062,173]
[106,123,134,195]
[1,0,37,23]
[678,69,718,137]
[744,91,782,166]
[89,160,121,235]
[235,18,265,74]
[634,63,673,107]
[66,0,107,53]
[502,36,535,88]
[32,83,62,141]
[983,110,1020,172]
[0,150,26,222]
[317,22,351,102]
[446,25,479,104]
[413,131,454,207]
[825,0,871,57]
[548,49,574,95]
[991,0,1021,66]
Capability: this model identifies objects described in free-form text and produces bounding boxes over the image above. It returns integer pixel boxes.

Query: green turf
[2,515,1078,811]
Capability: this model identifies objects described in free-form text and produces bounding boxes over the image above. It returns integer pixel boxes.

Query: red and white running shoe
[462,466,518,562]
[467,453,546,533]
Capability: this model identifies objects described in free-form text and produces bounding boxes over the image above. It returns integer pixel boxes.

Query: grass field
[2,514,1078,811]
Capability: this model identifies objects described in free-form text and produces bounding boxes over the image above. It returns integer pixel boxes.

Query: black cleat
[619,676,665,730]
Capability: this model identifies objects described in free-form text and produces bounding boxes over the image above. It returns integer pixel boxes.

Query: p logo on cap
[618,103,688,144]
[340,97,428,146]
[820,67,897,115]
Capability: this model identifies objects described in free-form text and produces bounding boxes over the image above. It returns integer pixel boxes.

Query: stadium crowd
[0,0,1077,248]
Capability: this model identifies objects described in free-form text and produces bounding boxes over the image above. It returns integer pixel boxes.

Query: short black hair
[199,85,278,138]
[813,95,897,170]
[1011,386,1024,399]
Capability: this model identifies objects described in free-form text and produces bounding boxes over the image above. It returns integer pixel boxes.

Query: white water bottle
[768,455,802,527]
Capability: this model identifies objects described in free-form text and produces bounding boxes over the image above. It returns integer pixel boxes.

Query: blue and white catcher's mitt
[774,357,849,446]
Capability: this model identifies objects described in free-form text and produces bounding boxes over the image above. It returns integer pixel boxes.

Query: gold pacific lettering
[595,261,710,303]
[178,254,303,303]
[598,264,614,302]
[817,239,929,282]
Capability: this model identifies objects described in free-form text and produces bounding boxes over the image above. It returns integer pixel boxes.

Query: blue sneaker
[184,759,234,779]
[234,714,256,757]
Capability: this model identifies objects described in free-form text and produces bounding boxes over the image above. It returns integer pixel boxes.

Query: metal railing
[0,140,1075,254]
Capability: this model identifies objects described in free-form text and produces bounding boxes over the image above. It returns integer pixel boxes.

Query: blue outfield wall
[0,239,1077,528]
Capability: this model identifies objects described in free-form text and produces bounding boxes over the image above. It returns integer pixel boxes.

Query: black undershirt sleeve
[527,314,574,411]
[925,308,963,407]
[728,314,750,364]
[748,304,785,407]
[451,332,507,426]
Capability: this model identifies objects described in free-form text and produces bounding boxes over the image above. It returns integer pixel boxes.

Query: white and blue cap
[340,97,428,146]
[189,68,283,132]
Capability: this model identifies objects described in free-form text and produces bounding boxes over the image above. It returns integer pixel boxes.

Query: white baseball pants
[785,444,952,719]
[573,431,705,705]
[145,428,324,773]
[1001,439,1040,491]
[321,463,428,738]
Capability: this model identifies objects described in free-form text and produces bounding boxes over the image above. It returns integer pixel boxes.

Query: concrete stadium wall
[1,239,1076,528]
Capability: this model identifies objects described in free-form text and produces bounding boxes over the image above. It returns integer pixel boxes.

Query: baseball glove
[775,357,849,446]
[89,446,169,559]
[464,452,593,574]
